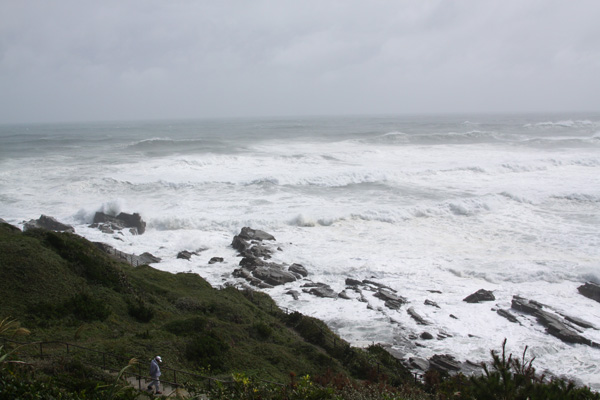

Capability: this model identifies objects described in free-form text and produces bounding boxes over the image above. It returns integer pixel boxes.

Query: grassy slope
[0,222,412,385]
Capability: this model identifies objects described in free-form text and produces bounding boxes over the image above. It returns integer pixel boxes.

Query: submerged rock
[209,257,224,264]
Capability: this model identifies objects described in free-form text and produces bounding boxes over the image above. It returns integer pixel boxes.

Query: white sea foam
[1,115,600,389]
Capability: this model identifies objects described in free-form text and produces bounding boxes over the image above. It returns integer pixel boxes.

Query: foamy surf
[1,114,599,388]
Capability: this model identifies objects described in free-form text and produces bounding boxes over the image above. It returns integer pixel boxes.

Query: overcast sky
[1,1,599,123]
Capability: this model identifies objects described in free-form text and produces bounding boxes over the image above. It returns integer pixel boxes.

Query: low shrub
[252,321,273,340]
[126,297,154,323]
[63,293,110,322]
[164,316,207,336]
[185,332,230,370]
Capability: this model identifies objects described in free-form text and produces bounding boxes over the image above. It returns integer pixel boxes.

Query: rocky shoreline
[15,214,600,379]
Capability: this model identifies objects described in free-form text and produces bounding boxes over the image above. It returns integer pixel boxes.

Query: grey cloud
[1,0,599,123]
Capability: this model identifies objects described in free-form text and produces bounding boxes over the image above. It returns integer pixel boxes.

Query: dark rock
[289,263,308,277]
[138,252,161,264]
[304,283,338,298]
[338,290,351,300]
[236,227,275,241]
[463,289,495,303]
[93,212,146,234]
[409,357,430,371]
[408,307,430,325]
[241,244,272,259]
[209,257,224,264]
[24,215,74,233]
[511,296,598,347]
[428,290,443,294]
[363,279,396,292]
[252,264,296,286]
[177,250,195,260]
[424,299,440,308]
[429,354,461,373]
[420,332,434,340]
[239,256,265,270]
[374,288,407,304]
[384,300,404,310]
[497,309,520,324]
[233,268,264,287]
[578,282,600,303]
[345,278,362,286]
[231,235,250,253]
[437,331,452,339]
[561,314,597,330]
[450,314,458,320]
[286,290,300,300]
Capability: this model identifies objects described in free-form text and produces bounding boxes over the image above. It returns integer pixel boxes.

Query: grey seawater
[2,113,600,388]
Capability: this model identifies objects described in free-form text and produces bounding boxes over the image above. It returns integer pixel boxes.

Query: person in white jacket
[147,356,162,394]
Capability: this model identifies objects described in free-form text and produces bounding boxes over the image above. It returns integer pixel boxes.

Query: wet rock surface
[578,282,600,304]
[24,215,75,233]
[463,289,495,303]
[511,296,599,347]
[92,212,146,235]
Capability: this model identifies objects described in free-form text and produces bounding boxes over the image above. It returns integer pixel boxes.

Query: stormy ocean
[1,114,600,387]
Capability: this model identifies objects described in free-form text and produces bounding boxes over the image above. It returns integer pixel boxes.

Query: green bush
[126,297,154,322]
[252,321,273,340]
[31,230,123,289]
[164,316,207,336]
[64,292,110,322]
[185,332,230,370]
[435,339,600,400]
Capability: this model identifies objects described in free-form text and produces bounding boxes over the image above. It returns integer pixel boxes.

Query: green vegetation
[1,221,598,399]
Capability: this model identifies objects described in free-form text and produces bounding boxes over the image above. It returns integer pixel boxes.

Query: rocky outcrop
[253,264,297,286]
[231,227,312,288]
[511,296,598,347]
[289,263,308,277]
[408,307,430,325]
[92,212,146,235]
[496,309,520,324]
[374,288,407,310]
[302,282,338,298]
[429,354,461,373]
[424,299,440,308]
[286,290,300,300]
[209,257,224,264]
[177,250,195,260]
[463,289,495,303]
[23,215,74,233]
[578,282,600,303]
[345,278,362,286]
